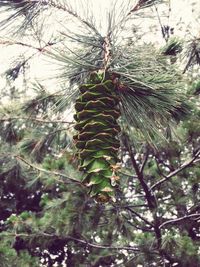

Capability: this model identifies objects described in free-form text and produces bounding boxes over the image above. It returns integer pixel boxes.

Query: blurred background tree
[0,0,199,266]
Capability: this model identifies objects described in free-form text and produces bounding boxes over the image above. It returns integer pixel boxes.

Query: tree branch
[3,232,140,252]
[151,150,200,190]
[0,116,73,124]
[139,146,149,173]
[49,0,101,36]
[16,155,82,186]
[125,206,154,227]
[66,235,140,252]
[159,214,200,229]
[122,136,173,261]
[123,135,157,210]
[122,213,154,232]
[0,39,56,52]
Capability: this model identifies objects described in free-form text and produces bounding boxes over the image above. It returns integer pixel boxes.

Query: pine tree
[0,0,199,266]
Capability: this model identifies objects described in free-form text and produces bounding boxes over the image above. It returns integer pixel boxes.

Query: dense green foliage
[0,0,200,266]
[0,82,199,266]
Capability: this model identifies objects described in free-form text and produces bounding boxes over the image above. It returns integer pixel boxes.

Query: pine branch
[49,0,101,36]
[127,0,162,15]
[125,206,154,227]
[2,232,140,252]
[122,213,154,232]
[0,39,56,52]
[183,47,196,74]
[62,235,140,252]
[123,135,157,210]
[16,155,82,186]
[183,38,200,74]
[159,214,200,229]
[151,149,200,190]
[0,116,73,124]
[139,146,149,173]
[122,135,172,261]
[0,0,46,32]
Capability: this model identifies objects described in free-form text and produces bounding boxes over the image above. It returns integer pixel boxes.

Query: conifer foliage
[0,0,200,266]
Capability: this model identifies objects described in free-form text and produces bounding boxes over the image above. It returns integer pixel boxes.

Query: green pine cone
[73,73,121,202]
